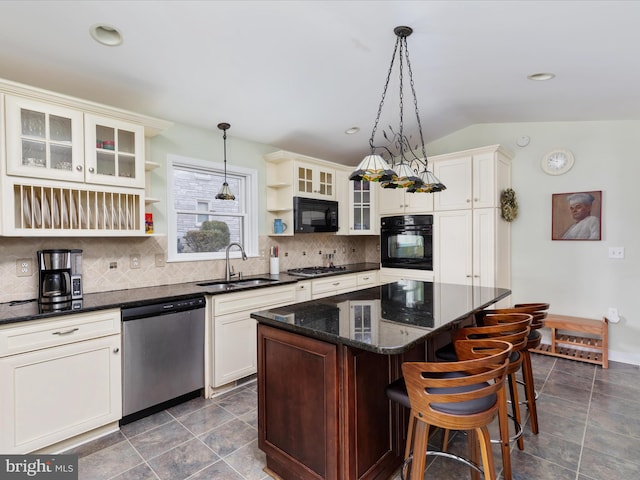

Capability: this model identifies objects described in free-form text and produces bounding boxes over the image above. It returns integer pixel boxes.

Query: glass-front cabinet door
[5,96,85,182]
[294,162,335,200]
[84,115,144,188]
[349,179,378,234]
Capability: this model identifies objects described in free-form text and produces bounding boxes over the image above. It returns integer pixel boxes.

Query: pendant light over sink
[349,26,446,193]
[215,122,235,201]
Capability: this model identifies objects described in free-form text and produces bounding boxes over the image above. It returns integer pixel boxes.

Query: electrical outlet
[16,258,33,277]
[608,247,625,259]
[130,254,141,269]
[109,261,118,269]
[155,254,165,267]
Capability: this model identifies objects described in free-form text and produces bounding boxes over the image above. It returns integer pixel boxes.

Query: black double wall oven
[380,215,433,270]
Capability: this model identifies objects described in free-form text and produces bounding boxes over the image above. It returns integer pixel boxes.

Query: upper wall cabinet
[0,78,172,237]
[295,161,335,200]
[377,185,434,216]
[6,97,145,189]
[431,145,512,211]
[5,96,85,183]
[336,167,378,235]
[264,150,337,236]
[84,115,145,188]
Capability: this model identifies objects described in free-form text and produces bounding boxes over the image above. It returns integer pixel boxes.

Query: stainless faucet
[225,242,247,281]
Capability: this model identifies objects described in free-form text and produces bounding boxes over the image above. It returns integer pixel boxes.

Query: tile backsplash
[0,234,380,304]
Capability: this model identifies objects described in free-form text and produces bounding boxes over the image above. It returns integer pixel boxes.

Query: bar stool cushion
[386,373,496,416]
[434,342,458,362]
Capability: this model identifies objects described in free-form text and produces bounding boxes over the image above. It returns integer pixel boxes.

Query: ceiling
[1,1,639,166]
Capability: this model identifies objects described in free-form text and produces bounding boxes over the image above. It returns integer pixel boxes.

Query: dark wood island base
[258,324,424,480]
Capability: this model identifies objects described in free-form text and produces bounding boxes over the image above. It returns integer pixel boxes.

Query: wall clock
[541,148,574,175]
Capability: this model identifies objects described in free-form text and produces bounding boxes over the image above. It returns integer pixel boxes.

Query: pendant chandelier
[215,122,236,201]
[349,26,446,193]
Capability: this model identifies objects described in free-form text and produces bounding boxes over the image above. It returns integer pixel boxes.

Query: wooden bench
[532,314,609,368]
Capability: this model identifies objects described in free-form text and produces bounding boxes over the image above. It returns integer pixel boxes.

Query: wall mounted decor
[552,190,602,240]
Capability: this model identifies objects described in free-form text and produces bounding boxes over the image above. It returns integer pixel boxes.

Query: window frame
[166,153,258,262]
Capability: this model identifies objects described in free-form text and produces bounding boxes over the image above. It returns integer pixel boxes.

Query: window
[196,200,210,225]
[167,154,258,262]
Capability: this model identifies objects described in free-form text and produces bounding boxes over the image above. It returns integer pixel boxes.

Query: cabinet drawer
[295,280,312,303]
[0,309,121,357]
[214,285,297,316]
[357,271,379,287]
[312,275,358,297]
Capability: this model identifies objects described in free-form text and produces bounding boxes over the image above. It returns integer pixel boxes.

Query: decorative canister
[102,140,115,150]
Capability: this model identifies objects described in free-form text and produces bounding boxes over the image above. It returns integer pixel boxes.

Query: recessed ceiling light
[89,24,123,47]
[527,72,555,81]
[345,127,360,135]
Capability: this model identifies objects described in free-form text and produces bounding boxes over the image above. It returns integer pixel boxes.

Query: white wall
[426,120,640,364]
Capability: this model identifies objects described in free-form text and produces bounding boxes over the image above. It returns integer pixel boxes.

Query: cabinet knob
[88,167,95,173]
[113,347,120,354]
[466,199,471,203]
[76,165,83,172]
[332,282,340,286]
[474,198,479,202]
[466,275,472,278]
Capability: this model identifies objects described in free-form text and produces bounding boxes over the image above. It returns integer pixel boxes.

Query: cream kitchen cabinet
[1,79,172,237]
[433,207,510,291]
[5,95,85,183]
[295,161,335,200]
[84,114,145,188]
[348,178,378,234]
[379,267,434,284]
[0,309,121,454]
[5,97,145,188]
[311,270,379,299]
[210,284,297,388]
[431,145,511,211]
[337,167,379,235]
[264,150,337,236]
[377,184,433,216]
[295,280,312,303]
[430,145,512,296]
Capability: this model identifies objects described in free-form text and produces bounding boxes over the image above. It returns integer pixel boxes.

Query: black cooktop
[287,266,347,277]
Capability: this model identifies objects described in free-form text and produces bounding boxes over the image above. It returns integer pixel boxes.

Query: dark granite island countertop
[252,280,510,480]
[251,280,511,355]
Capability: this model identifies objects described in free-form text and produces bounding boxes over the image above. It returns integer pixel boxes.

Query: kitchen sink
[196,278,278,289]
[197,281,236,291]
[231,278,279,286]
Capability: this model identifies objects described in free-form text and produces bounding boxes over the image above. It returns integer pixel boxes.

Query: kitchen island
[251,280,511,480]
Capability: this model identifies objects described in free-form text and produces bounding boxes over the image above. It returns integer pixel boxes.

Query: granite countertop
[251,280,512,355]
[0,262,380,326]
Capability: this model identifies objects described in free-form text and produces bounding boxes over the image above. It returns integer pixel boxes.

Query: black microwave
[293,197,339,233]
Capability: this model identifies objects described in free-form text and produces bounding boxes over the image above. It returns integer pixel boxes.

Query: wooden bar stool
[473,313,532,450]
[449,314,530,479]
[399,339,513,480]
[476,303,549,436]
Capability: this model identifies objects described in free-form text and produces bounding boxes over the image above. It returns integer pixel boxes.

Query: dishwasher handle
[122,296,205,321]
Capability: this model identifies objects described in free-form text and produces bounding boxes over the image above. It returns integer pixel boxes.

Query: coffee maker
[37,249,83,308]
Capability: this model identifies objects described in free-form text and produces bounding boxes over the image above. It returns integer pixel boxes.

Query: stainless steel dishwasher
[121,296,205,423]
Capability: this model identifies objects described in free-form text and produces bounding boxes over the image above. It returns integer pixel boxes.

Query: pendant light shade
[215,122,235,201]
[350,26,445,194]
[348,154,396,183]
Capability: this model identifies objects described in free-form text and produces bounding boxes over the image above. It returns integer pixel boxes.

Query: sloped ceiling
[0,0,639,165]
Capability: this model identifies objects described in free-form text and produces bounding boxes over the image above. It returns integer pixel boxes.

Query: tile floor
[67,355,640,480]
